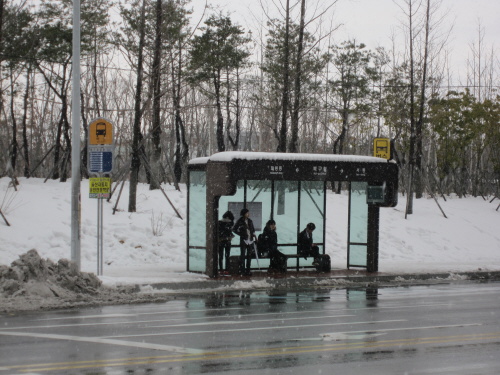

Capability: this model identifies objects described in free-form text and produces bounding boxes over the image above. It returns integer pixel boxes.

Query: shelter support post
[205,162,236,277]
[367,205,380,272]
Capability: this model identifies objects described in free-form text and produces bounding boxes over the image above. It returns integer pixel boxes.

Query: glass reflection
[349,181,368,267]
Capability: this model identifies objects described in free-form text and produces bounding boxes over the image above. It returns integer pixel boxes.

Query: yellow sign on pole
[373,138,391,160]
[89,118,113,145]
[89,177,111,199]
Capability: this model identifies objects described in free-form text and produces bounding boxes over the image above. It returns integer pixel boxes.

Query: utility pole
[71,0,81,270]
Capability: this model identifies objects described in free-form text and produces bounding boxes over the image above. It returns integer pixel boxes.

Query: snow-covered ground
[0,177,499,288]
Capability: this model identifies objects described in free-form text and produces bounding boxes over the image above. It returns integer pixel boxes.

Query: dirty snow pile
[0,249,170,312]
[0,249,101,298]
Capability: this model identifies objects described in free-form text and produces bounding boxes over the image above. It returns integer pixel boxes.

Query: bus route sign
[88,117,114,175]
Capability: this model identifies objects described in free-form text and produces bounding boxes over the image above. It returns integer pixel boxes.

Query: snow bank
[0,249,101,298]
[0,177,499,286]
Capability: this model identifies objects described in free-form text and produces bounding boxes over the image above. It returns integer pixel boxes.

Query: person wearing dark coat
[259,220,287,273]
[218,211,234,272]
[298,222,320,264]
[233,208,257,276]
[258,220,277,257]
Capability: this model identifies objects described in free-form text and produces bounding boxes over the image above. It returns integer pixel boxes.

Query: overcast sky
[191,0,499,83]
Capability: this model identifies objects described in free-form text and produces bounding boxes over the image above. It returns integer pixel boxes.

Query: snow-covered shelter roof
[189,151,391,165]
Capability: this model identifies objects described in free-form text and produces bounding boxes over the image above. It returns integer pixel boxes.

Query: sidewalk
[134,268,500,293]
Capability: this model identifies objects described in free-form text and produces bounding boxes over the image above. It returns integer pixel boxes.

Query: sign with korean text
[88,147,113,173]
[89,177,111,199]
[373,138,391,160]
[88,117,114,175]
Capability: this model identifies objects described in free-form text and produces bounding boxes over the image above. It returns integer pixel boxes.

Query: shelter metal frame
[187,152,398,277]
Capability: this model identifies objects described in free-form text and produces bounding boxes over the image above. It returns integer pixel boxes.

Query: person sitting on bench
[298,222,320,265]
[259,220,286,273]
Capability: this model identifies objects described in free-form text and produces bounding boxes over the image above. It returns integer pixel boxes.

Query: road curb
[137,270,500,293]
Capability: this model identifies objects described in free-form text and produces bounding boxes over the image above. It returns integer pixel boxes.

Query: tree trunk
[150,0,163,190]
[81,92,89,178]
[289,0,305,153]
[21,68,31,178]
[52,117,63,180]
[407,0,416,216]
[415,0,431,199]
[172,40,188,185]
[9,71,18,173]
[233,67,241,150]
[225,69,232,147]
[92,38,100,118]
[278,0,290,152]
[60,91,72,182]
[214,69,225,152]
[173,66,183,184]
[128,0,147,212]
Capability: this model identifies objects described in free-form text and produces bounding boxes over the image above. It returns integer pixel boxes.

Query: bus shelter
[187,152,398,277]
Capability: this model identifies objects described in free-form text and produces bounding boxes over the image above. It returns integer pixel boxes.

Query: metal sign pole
[87,117,114,277]
[97,198,100,275]
[100,197,104,275]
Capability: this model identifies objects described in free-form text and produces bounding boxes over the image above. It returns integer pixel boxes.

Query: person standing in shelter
[233,208,257,276]
[218,211,234,274]
[298,222,320,265]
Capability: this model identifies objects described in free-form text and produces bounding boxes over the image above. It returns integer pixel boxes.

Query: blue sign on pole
[89,150,113,173]
[102,152,113,173]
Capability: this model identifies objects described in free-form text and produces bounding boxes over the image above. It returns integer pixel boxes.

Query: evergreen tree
[188,13,250,152]
[328,41,378,156]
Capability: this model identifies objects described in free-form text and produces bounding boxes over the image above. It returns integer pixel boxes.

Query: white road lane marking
[147,314,355,328]
[104,319,408,339]
[32,314,136,321]
[320,332,387,341]
[0,331,203,354]
[2,302,451,331]
[326,322,482,335]
[0,313,354,331]
[402,362,493,374]
[287,323,483,342]
[28,302,454,322]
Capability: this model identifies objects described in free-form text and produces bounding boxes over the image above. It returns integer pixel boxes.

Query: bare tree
[278,0,290,152]
[128,0,147,212]
[289,0,305,153]
[149,0,163,190]
[395,0,449,215]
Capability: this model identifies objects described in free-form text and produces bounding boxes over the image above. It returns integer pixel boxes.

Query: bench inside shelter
[227,247,319,274]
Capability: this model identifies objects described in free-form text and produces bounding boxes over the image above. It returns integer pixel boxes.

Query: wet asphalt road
[1,281,500,374]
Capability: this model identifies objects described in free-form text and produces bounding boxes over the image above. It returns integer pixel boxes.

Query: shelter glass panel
[348,181,368,267]
[274,181,299,255]
[188,248,206,272]
[348,245,367,267]
[188,171,206,247]
[219,180,245,220]
[246,180,272,233]
[188,170,206,272]
[247,180,272,268]
[218,181,245,270]
[300,181,325,254]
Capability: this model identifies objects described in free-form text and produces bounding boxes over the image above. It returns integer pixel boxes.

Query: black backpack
[257,233,269,258]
